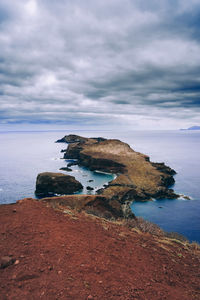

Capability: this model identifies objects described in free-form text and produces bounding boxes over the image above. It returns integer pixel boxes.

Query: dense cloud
[0,0,200,129]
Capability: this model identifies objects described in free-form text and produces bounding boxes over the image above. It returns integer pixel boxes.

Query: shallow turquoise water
[0,129,199,242]
[61,163,115,195]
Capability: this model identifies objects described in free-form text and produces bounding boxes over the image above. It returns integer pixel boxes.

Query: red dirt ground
[0,198,200,300]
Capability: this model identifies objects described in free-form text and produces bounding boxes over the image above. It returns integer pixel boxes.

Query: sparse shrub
[190,241,200,251]
[164,231,189,243]
[124,217,164,236]
[124,217,193,244]
[86,209,113,220]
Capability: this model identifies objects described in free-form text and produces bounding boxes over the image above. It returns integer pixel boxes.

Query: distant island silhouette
[180,126,200,130]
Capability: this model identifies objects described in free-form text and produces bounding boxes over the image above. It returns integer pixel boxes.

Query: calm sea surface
[0,130,199,242]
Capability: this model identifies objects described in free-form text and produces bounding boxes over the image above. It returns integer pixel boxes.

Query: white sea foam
[94,170,115,176]
[178,194,192,200]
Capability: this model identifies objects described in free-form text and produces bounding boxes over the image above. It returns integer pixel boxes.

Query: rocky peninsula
[56,134,178,218]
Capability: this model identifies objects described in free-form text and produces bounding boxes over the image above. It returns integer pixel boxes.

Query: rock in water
[86,186,94,191]
[59,167,72,172]
[35,172,83,197]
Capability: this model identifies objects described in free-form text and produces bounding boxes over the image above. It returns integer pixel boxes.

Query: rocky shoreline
[55,134,178,218]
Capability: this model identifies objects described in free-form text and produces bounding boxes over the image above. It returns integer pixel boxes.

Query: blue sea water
[0,130,115,203]
[0,130,199,242]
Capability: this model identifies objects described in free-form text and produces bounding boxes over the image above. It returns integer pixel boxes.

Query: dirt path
[0,199,200,300]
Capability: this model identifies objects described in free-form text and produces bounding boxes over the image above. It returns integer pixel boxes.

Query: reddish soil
[0,198,200,300]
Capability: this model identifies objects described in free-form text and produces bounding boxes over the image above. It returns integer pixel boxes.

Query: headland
[56,134,178,218]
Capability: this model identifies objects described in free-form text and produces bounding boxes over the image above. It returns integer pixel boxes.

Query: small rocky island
[35,172,83,197]
[49,134,178,218]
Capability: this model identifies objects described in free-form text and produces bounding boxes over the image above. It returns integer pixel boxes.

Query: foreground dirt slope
[0,199,200,300]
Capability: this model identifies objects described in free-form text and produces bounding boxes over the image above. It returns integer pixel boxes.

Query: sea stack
[35,172,83,197]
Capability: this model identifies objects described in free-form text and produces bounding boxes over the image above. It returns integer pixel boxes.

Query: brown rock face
[56,134,106,144]
[35,172,83,197]
[40,194,125,219]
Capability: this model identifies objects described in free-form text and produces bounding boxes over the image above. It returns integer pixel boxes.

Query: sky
[0,0,200,130]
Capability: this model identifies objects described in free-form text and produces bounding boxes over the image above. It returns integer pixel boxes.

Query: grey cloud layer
[0,0,200,129]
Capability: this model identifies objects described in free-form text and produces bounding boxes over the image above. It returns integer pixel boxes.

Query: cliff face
[59,135,178,214]
[39,195,125,219]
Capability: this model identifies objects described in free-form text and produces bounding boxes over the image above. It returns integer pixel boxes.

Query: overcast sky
[0,0,200,130]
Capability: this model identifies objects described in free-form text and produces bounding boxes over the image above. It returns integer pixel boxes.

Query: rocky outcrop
[151,162,176,176]
[58,135,178,208]
[64,143,85,159]
[86,186,94,191]
[56,134,106,144]
[67,161,78,167]
[56,134,89,144]
[35,172,83,197]
[59,167,72,172]
[40,194,130,219]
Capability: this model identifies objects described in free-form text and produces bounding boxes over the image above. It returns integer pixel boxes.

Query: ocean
[0,130,199,242]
